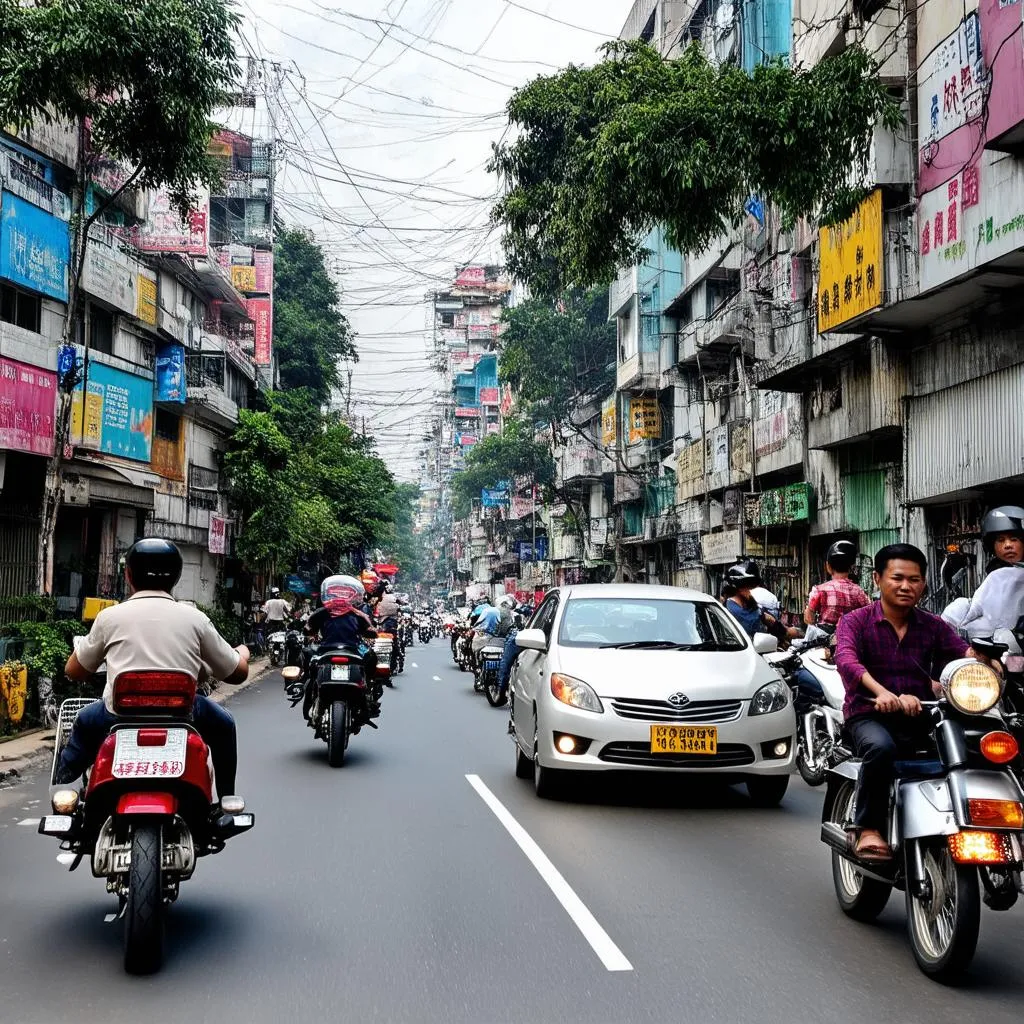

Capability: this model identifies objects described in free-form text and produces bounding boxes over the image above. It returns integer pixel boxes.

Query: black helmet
[724,564,758,588]
[981,506,1024,551]
[826,539,857,572]
[125,538,182,592]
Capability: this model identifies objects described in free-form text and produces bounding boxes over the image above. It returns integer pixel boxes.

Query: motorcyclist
[835,543,992,861]
[497,600,528,697]
[261,586,291,637]
[804,540,869,627]
[470,596,502,666]
[56,538,249,804]
[302,575,378,720]
[724,564,790,645]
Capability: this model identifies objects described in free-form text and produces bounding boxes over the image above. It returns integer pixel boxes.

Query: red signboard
[479,387,499,406]
[208,513,227,555]
[0,356,57,455]
[254,250,273,293]
[454,406,479,419]
[454,266,486,287]
[245,298,273,365]
[132,189,209,255]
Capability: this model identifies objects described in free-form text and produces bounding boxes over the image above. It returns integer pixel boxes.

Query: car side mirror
[752,633,778,655]
[515,628,548,652]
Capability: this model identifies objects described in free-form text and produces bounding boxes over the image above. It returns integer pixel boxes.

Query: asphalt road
[2,640,1024,1023]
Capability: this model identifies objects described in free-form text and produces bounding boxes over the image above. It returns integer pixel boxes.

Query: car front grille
[609,697,743,723]
[597,742,755,768]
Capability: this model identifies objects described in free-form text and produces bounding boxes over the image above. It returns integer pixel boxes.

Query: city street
[2,643,1024,1023]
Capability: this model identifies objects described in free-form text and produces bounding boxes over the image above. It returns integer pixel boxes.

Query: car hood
[551,646,778,700]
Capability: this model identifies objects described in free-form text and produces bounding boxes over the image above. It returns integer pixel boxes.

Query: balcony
[0,320,52,368]
[617,350,661,391]
[185,356,238,429]
[608,267,636,319]
[698,292,755,354]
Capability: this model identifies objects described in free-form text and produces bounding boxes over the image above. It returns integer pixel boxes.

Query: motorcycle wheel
[905,840,980,981]
[830,781,892,922]
[796,733,827,787]
[270,650,281,667]
[124,822,163,975]
[485,673,507,707]
[327,700,349,767]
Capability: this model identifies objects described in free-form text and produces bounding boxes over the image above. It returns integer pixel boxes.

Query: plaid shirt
[835,602,969,719]
[806,578,870,625]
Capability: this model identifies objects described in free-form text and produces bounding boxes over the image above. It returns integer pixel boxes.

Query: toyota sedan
[509,584,796,804]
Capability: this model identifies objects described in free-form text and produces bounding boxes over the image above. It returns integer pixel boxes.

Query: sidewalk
[0,656,275,779]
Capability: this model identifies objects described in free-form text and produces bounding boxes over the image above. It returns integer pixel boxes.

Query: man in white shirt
[57,539,249,802]
[261,588,291,633]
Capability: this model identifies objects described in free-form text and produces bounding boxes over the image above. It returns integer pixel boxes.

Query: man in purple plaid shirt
[835,543,993,861]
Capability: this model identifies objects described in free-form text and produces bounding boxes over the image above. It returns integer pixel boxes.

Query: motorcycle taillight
[330,656,349,664]
[112,671,196,714]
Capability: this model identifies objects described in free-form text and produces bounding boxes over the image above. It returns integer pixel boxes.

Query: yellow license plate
[650,725,718,755]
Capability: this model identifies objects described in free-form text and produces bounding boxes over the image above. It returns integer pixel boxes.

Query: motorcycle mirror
[281,666,302,682]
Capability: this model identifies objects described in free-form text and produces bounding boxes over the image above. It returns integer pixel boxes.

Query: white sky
[238,0,634,480]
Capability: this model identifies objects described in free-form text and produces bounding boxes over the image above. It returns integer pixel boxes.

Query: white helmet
[498,594,516,609]
[320,574,364,607]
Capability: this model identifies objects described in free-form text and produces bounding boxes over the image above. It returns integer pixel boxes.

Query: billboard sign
[0,190,69,300]
[132,188,209,255]
[245,297,273,365]
[817,189,882,333]
[0,356,57,455]
[155,344,186,404]
[70,355,153,462]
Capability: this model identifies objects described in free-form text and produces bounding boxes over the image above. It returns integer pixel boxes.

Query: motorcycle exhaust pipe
[820,821,896,884]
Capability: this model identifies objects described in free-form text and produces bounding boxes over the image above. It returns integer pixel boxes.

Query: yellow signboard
[601,395,616,447]
[136,274,158,325]
[817,188,883,333]
[231,265,257,292]
[0,661,27,724]
[676,439,703,483]
[70,389,103,448]
[628,396,662,445]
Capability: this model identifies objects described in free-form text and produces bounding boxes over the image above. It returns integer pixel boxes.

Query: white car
[509,584,796,804]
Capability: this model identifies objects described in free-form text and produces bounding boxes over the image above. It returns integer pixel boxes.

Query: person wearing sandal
[834,543,993,862]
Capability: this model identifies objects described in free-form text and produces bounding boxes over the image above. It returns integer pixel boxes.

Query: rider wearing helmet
[723,564,766,638]
[804,539,869,627]
[981,505,1024,573]
[261,586,291,636]
[58,538,250,804]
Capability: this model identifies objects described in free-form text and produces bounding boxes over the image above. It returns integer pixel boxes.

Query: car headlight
[550,673,603,714]
[748,679,789,716]
[942,659,1003,715]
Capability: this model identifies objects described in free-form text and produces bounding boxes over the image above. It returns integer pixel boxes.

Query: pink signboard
[254,250,273,293]
[245,298,273,365]
[479,387,499,406]
[0,356,57,455]
[454,406,479,419]
[454,266,486,287]
[132,188,209,255]
[208,513,227,555]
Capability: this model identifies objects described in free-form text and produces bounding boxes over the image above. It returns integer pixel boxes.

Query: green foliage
[499,288,615,423]
[196,603,243,647]
[273,227,356,405]
[0,594,57,622]
[490,41,902,293]
[451,420,555,519]
[0,0,241,213]
[378,482,425,585]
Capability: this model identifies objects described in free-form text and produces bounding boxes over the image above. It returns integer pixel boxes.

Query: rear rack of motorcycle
[50,698,98,786]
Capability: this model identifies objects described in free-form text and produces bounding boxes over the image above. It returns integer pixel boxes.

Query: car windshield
[557,597,748,650]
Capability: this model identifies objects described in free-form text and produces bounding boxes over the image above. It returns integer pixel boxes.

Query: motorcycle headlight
[942,660,1003,715]
[550,673,603,714]
[748,679,789,716]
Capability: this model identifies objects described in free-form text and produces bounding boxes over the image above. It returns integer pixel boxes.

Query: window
[154,408,181,442]
[89,304,114,354]
[529,593,560,639]
[0,282,41,333]
[557,598,747,650]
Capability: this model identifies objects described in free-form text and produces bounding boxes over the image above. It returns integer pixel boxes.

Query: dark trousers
[792,667,824,713]
[57,696,237,798]
[847,713,932,833]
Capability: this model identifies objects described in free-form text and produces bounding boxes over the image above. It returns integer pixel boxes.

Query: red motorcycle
[39,670,254,974]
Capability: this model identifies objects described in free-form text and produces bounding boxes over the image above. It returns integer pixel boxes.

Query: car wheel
[515,739,532,779]
[745,775,789,807]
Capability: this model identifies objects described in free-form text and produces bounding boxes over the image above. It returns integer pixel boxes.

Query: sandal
[852,830,892,862]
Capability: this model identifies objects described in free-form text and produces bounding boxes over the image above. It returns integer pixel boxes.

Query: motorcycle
[268,630,286,667]
[765,624,841,786]
[284,624,305,668]
[374,632,396,687]
[452,625,473,672]
[418,617,432,644]
[479,640,507,706]
[821,644,1024,981]
[282,645,379,768]
[41,657,254,974]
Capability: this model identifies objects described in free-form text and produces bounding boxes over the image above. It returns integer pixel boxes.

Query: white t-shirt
[76,591,240,713]
[262,597,291,621]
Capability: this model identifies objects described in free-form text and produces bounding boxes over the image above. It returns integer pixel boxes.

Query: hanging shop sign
[628,396,661,444]
[231,265,257,292]
[744,482,814,527]
[481,486,509,508]
[155,344,186,404]
[701,528,742,565]
[208,513,227,555]
[253,250,273,293]
[601,395,617,447]
[454,266,486,287]
[131,187,209,255]
[136,272,158,325]
[677,531,702,566]
[454,406,479,419]
[244,297,272,365]
[479,387,499,406]
[817,188,882,333]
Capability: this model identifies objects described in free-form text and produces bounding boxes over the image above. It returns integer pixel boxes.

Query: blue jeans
[57,696,237,798]
[498,630,519,693]
[793,667,824,713]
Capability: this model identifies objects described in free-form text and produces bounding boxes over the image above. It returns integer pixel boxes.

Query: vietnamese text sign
[701,529,742,565]
[628,396,661,444]
[0,356,57,455]
[70,356,153,462]
[132,188,209,255]
[245,297,272,365]
[817,189,882,332]
[136,273,158,325]
[601,395,617,447]
[0,190,69,301]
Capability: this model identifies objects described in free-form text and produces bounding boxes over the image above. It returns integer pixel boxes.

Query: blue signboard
[481,487,509,508]
[518,538,549,562]
[155,344,186,403]
[0,190,69,301]
[70,356,153,463]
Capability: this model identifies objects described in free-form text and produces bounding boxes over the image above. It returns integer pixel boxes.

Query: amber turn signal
[967,798,1024,829]
[948,831,1015,865]
[980,731,1020,764]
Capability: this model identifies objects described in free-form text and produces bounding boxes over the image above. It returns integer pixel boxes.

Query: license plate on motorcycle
[650,725,717,755]
[112,728,189,779]
[330,664,351,680]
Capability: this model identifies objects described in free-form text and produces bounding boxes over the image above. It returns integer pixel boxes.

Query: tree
[490,41,901,294]
[451,421,555,519]
[378,482,425,585]
[273,227,356,405]
[499,288,616,424]
[0,0,242,591]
